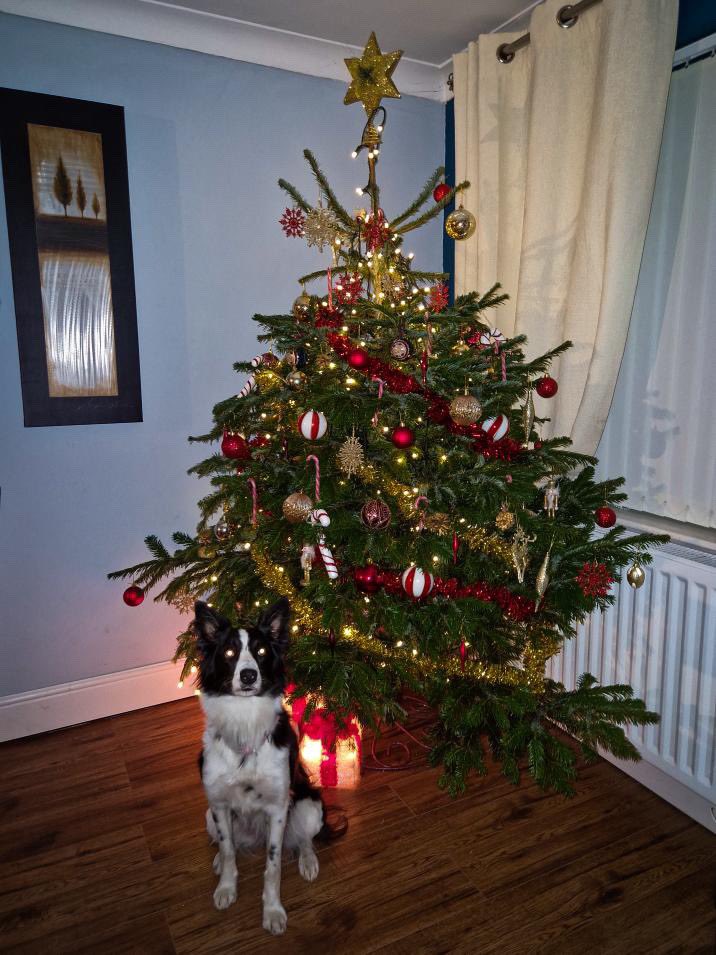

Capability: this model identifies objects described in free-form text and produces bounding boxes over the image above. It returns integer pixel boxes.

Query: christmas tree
[111,33,666,797]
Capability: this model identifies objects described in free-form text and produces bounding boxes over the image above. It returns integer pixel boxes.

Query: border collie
[193,598,330,935]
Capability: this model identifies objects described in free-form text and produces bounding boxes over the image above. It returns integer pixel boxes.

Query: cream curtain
[453,0,678,454]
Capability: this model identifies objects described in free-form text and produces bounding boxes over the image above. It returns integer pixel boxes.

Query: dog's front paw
[213,883,237,910]
[298,848,319,882]
[263,904,287,935]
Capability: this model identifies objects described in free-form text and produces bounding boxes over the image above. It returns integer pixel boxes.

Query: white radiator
[546,539,716,831]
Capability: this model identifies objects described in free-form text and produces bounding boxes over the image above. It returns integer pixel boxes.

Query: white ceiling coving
[0,0,538,101]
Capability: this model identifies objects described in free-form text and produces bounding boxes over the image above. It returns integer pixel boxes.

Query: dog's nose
[240,668,258,685]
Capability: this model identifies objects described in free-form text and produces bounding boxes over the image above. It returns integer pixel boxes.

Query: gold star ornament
[344,32,402,114]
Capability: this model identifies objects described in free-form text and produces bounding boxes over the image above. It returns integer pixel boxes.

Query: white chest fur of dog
[201,694,290,827]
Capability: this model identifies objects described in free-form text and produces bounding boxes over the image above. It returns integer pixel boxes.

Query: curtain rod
[497,0,603,63]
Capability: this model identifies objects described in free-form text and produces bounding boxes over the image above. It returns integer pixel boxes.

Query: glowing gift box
[286,687,361,789]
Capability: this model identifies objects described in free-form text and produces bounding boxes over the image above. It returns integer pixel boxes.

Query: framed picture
[0,88,142,427]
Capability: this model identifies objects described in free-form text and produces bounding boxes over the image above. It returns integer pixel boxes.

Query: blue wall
[0,13,445,696]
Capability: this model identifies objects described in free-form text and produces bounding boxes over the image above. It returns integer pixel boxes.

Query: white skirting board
[0,660,195,742]
[601,750,716,833]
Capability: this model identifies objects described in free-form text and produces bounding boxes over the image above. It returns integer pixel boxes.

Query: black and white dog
[193,598,329,935]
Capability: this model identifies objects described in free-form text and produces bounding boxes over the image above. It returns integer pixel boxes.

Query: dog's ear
[258,597,290,652]
[192,601,229,653]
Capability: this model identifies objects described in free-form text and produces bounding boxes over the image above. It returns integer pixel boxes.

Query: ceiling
[124,0,536,66]
[1,0,538,99]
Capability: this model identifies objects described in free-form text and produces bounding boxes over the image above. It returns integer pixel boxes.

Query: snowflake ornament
[428,282,449,313]
[362,209,392,251]
[303,203,342,253]
[334,272,364,306]
[279,206,305,238]
[576,561,615,598]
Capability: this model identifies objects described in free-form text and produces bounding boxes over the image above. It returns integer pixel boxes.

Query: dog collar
[236,731,272,767]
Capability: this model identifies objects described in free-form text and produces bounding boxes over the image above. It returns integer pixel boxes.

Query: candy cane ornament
[308,508,331,527]
[305,455,321,501]
[237,374,256,399]
[317,535,338,580]
[414,495,429,532]
[237,352,275,399]
[246,477,258,526]
[371,376,385,427]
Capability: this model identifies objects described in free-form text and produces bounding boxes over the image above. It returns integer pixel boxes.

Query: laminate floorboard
[0,697,713,954]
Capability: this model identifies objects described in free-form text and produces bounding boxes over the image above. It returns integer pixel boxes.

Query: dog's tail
[317,802,348,842]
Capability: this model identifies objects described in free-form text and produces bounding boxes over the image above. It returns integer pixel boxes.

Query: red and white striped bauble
[481,414,509,442]
[401,566,434,599]
[297,410,328,440]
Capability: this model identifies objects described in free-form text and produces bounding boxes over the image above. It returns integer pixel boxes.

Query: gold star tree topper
[344,32,403,114]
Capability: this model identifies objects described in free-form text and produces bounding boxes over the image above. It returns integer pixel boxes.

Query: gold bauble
[449,393,482,425]
[626,563,646,589]
[445,206,476,241]
[286,370,306,389]
[495,505,515,532]
[292,292,312,321]
[254,368,281,393]
[282,492,313,524]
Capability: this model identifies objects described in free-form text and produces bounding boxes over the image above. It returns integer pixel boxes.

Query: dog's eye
[224,648,235,658]
[257,647,267,657]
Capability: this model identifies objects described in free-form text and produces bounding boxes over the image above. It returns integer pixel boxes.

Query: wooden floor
[0,699,714,955]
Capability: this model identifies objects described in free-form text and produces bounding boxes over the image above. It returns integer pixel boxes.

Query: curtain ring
[497,42,515,63]
[557,5,579,28]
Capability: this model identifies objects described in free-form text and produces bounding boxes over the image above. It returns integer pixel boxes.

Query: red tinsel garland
[327,332,525,461]
[315,304,342,328]
[355,567,536,620]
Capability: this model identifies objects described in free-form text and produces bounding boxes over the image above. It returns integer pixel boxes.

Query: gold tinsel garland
[355,463,513,563]
[251,547,551,689]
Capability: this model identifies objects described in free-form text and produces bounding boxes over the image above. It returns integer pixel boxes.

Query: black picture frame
[0,88,142,427]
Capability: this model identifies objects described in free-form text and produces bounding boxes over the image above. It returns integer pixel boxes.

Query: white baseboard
[2,665,714,834]
[602,750,716,834]
[0,660,195,742]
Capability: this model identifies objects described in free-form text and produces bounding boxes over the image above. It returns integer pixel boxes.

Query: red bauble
[221,430,250,460]
[536,375,558,398]
[123,585,145,607]
[391,425,415,449]
[261,351,279,368]
[360,499,392,530]
[433,183,451,202]
[347,348,370,371]
[353,564,382,594]
[595,506,617,528]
